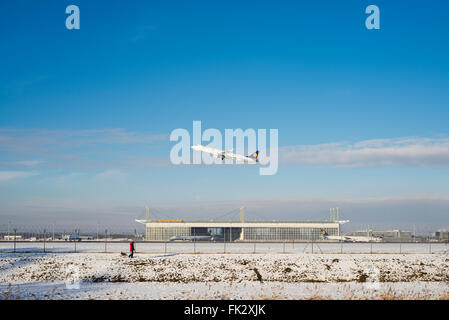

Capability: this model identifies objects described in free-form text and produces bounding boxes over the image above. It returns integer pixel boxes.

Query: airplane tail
[248,150,259,162]
[321,229,329,238]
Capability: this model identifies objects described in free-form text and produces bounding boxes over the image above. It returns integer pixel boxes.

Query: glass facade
[243,227,338,241]
[145,224,339,241]
[146,226,190,241]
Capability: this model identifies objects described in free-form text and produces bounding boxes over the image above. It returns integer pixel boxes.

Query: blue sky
[0,1,448,233]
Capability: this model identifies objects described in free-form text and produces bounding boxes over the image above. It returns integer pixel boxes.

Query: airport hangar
[136,212,343,241]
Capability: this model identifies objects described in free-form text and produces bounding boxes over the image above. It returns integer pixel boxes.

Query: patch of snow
[0,252,448,299]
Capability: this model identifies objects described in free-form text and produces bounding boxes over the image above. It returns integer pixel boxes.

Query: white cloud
[0,128,169,170]
[0,128,167,154]
[15,160,45,167]
[280,137,449,168]
[0,171,38,181]
[93,170,128,182]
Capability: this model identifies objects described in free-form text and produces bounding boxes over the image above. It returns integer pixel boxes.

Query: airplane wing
[192,145,226,159]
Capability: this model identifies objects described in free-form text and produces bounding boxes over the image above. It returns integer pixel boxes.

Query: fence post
[283,241,285,254]
[164,241,167,254]
[311,241,314,254]
[43,229,46,253]
[13,229,17,253]
[370,242,372,254]
[340,241,343,254]
[399,242,402,254]
[253,242,256,254]
[105,229,108,253]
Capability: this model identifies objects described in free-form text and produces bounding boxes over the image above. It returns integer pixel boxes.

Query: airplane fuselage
[192,145,258,163]
[169,235,214,242]
[324,235,383,242]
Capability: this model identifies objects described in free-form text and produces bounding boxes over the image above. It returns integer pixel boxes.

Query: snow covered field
[0,241,448,254]
[1,250,448,300]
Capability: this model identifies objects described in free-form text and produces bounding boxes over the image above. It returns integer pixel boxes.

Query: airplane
[191,145,259,163]
[66,233,82,242]
[169,235,214,242]
[320,230,383,243]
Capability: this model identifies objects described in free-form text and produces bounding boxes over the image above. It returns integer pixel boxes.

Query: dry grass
[0,283,63,300]
[1,283,21,300]
[249,290,449,300]
[2,283,448,300]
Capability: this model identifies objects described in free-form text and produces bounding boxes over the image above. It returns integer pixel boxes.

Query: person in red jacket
[129,240,135,258]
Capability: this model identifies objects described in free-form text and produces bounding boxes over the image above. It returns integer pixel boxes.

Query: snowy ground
[1,251,448,300]
[1,241,448,254]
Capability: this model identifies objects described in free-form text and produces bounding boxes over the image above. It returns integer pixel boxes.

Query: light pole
[105,229,108,253]
[13,229,17,253]
[43,229,46,253]
[193,228,196,254]
[230,227,232,243]
[223,231,226,254]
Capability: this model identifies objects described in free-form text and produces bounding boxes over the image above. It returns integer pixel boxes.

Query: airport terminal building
[136,219,341,242]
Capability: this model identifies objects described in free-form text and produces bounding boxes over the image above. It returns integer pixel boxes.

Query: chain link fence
[0,241,448,254]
